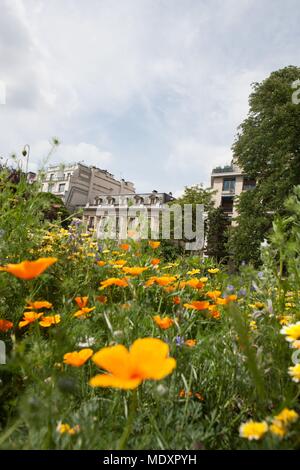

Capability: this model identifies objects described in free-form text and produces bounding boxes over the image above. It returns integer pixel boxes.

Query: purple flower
[238,288,247,297]
[175,336,185,346]
[257,271,264,279]
[226,285,235,293]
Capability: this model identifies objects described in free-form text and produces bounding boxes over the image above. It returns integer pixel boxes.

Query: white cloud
[0,0,299,194]
[28,141,112,172]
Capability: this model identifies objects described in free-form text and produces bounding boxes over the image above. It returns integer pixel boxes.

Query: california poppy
[90,338,176,389]
[1,257,57,280]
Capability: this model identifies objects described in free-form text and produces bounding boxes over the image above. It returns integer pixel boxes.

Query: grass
[0,170,299,450]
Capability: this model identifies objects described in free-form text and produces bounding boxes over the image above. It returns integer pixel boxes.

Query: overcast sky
[0,0,299,194]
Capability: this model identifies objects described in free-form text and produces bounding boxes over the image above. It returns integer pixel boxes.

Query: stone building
[40,163,135,210]
[83,191,175,240]
[210,160,256,220]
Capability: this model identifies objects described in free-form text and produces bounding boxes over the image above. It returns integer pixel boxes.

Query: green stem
[117,389,138,450]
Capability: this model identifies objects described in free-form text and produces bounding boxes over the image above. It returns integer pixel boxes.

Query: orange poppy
[39,314,61,327]
[75,296,89,308]
[99,278,129,290]
[145,276,177,287]
[148,241,160,249]
[185,339,197,347]
[179,278,204,289]
[183,300,210,311]
[74,307,96,318]
[89,338,176,390]
[0,319,13,332]
[153,315,174,330]
[97,261,106,267]
[96,295,108,304]
[0,257,57,280]
[19,311,44,328]
[172,296,181,305]
[206,290,222,300]
[122,266,148,276]
[26,300,53,310]
[120,243,130,251]
[151,258,161,266]
[63,348,93,367]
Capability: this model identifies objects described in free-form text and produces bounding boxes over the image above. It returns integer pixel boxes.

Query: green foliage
[206,208,229,262]
[1,168,300,450]
[230,66,300,266]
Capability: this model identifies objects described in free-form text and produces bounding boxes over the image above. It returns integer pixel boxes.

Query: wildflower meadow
[0,172,300,450]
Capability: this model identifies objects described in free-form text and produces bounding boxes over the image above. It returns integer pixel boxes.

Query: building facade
[210,161,256,219]
[40,163,135,210]
[83,191,175,239]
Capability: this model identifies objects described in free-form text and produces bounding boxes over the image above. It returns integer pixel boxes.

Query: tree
[230,65,300,266]
[164,184,215,255]
[206,207,229,262]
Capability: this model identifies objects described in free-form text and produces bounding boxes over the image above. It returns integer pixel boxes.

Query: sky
[0,0,299,195]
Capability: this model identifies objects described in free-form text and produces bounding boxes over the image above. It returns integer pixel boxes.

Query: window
[243,177,256,191]
[222,178,236,192]
[58,183,66,193]
[49,174,54,181]
[221,196,234,213]
[48,183,54,192]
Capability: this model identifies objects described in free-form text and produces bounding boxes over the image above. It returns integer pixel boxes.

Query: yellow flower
[239,420,268,440]
[89,338,176,390]
[278,315,293,325]
[57,423,80,435]
[63,348,93,367]
[291,340,300,349]
[153,315,174,330]
[269,421,286,438]
[99,277,129,290]
[249,321,257,331]
[187,269,200,276]
[39,314,61,327]
[280,321,300,342]
[274,408,299,425]
[122,266,148,276]
[208,268,219,274]
[0,257,57,280]
[288,364,300,383]
[200,277,208,283]
[109,259,127,267]
[249,302,264,309]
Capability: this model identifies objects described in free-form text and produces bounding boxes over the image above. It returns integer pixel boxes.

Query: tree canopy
[230,66,300,266]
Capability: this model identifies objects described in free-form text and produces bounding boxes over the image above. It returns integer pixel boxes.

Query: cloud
[28,141,113,173]
[0,0,299,194]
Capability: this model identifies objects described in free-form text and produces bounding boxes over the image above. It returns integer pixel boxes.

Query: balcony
[212,165,234,174]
